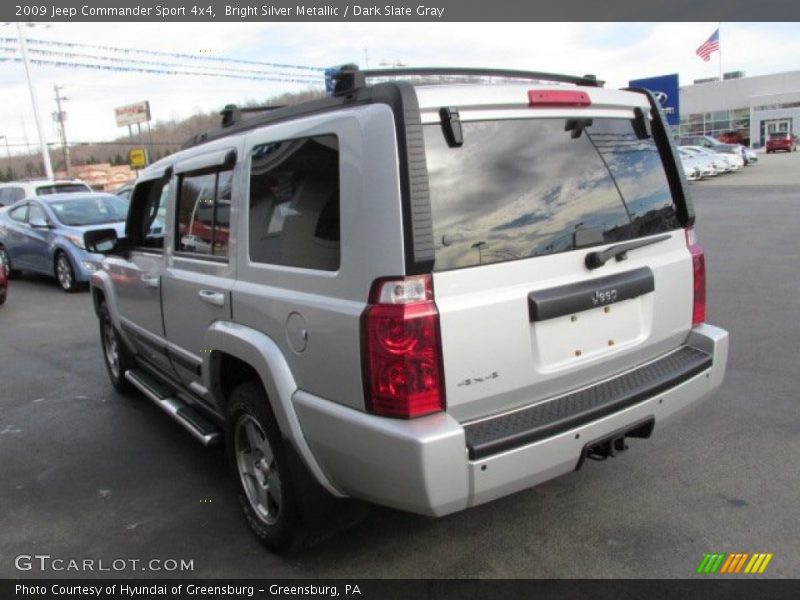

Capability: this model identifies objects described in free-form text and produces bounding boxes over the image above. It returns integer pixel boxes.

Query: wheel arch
[204,321,345,498]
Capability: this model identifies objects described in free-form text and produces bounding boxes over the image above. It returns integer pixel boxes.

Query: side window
[248,135,340,271]
[144,182,170,242]
[11,188,25,202]
[9,204,28,222]
[27,203,48,225]
[175,170,232,258]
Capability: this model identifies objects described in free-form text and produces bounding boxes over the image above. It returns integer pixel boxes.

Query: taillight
[361,275,445,418]
[685,228,706,326]
[528,89,591,107]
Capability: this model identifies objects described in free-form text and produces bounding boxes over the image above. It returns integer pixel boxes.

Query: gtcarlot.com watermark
[14,554,194,573]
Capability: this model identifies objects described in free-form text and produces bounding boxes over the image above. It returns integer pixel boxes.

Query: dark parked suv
[765,132,796,153]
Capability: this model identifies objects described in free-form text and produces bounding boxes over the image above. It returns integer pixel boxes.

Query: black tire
[226,380,303,553]
[99,301,135,394]
[0,246,21,279]
[55,251,79,293]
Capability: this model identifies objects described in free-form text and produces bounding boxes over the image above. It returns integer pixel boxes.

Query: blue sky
[1,22,799,152]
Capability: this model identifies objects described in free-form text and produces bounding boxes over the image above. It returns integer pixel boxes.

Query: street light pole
[16,21,53,179]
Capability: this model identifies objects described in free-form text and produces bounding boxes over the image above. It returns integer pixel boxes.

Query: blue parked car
[0,193,128,292]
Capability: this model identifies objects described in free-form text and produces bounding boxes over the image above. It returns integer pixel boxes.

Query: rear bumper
[293,323,728,516]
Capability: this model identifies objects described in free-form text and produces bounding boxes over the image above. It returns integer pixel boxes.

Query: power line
[4,140,183,147]
[0,56,325,84]
[0,37,322,72]
[0,45,322,81]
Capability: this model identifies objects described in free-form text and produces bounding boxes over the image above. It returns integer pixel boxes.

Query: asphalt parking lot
[1,151,799,579]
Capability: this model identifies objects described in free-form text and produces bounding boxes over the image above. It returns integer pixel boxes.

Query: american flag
[696,29,720,62]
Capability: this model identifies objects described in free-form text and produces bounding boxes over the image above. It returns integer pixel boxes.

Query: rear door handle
[198,289,225,307]
[141,275,159,288]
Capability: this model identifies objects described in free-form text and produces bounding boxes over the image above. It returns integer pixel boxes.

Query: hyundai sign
[628,74,680,126]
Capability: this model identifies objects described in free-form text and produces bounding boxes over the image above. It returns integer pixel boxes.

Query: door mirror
[84,228,122,254]
[29,217,50,229]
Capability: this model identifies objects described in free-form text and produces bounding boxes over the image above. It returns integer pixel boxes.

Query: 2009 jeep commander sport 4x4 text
[86,67,729,552]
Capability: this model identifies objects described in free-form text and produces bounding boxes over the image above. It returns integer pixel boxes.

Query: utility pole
[53,84,71,178]
[0,135,10,161]
[16,22,53,179]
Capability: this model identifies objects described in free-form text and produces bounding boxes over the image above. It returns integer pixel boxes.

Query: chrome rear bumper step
[124,369,221,447]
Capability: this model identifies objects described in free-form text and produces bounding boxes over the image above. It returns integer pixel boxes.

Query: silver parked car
[86,67,729,552]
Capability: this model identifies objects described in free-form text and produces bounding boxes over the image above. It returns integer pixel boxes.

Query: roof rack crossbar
[220,103,287,128]
[331,67,603,95]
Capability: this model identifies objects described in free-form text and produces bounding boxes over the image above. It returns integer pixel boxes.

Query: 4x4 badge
[458,371,499,387]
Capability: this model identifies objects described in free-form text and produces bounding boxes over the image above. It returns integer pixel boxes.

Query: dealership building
[678,70,800,147]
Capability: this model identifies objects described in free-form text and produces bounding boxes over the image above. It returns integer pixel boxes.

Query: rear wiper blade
[585,234,671,270]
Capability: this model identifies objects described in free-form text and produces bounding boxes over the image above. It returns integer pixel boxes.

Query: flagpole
[718,23,723,136]
[718,22,723,83]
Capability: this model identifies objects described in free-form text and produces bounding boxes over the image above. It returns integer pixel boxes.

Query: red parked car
[766,132,797,153]
[0,258,7,305]
[717,131,744,145]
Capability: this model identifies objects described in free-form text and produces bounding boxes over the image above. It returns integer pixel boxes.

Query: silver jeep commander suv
[86,67,729,552]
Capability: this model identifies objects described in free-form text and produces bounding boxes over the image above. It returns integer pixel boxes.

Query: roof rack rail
[220,103,287,128]
[331,67,603,95]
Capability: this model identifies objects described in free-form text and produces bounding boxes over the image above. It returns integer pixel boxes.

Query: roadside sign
[115,101,151,127]
[628,74,680,126]
[128,148,149,169]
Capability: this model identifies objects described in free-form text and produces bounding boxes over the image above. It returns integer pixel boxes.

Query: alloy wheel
[56,254,74,291]
[101,318,120,379]
[234,414,282,526]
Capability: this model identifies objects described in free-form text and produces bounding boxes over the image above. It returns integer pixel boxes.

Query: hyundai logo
[653,91,669,106]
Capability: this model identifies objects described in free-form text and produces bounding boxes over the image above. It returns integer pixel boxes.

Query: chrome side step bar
[125,370,222,447]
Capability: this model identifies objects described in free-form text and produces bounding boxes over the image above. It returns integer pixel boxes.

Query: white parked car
[0,178,93,207]
[679,148,717,178]
[678,149,711,180]
[681,146,737,173]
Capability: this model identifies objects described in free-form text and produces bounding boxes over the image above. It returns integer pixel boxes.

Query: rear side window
[248,135,340,271]
[9,204,28,222]
[1,187,25,203]
[424,118,679,271]
[176,170,232,258]
[35,183,91,195]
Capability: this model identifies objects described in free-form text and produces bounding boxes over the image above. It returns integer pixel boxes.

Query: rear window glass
[35,183,91,195]
[425,118,679,271]
[768,132,789,139]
